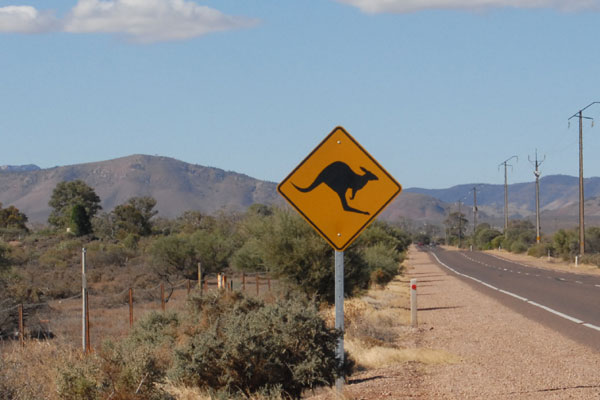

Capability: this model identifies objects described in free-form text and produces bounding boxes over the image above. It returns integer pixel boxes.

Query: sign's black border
[277,126,402,251]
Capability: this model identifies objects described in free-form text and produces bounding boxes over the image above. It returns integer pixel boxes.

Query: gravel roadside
[310,246,600,399]
[411,246,600,399]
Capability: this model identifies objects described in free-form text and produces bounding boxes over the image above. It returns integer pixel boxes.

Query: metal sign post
[277,126,402,393]
[335,250,344,391]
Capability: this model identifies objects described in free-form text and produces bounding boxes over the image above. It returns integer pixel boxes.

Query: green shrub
[38,239,83,268]
[510,241,528,254]
[491,235,504,250]
[56,356,101,400]
[527,242,553,258]
[86,242,134,268]
[553,229,579,259]
[149,234,197,278]
[580,253,600,267]
[362,243,401,287]
[0,242,10,268]
[170,291,352,399]
[56,312,179,400]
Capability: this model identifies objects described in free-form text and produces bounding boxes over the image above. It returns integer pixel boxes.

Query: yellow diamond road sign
[277,126,402,251]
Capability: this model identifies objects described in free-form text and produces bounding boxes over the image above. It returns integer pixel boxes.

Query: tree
[444,212,468,246]
[0,203,28,231]
[473,223,502,250]
[113,196,158,237]
[69,204,92,236]
[504,220,536,253]
[48,180,101,229]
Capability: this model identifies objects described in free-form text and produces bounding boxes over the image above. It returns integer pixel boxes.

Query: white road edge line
[526,301,584,324]
[498,289,528,302]
[583,323,600,332]
[429,251,599,333]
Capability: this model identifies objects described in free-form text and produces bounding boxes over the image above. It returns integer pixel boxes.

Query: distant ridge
[0,155,282,222]
[1,155,599,231]
[0,164,40,173]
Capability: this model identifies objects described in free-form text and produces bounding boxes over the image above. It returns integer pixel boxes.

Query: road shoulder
[411,247,600,399]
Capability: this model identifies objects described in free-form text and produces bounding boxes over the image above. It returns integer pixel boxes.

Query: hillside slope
[0,155,282,222]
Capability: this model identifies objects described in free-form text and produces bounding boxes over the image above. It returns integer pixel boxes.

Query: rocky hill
[1,155,599,231]
[0,155,282,222]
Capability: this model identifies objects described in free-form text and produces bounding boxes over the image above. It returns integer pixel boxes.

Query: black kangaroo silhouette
[292,161,378,215]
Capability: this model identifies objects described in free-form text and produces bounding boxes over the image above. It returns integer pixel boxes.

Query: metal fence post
[82,248,88,353]
[129,288,134,329]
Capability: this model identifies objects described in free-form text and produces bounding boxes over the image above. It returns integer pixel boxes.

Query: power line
[499,155,518,236]
[568,101,599,256]
[529,150,546,244]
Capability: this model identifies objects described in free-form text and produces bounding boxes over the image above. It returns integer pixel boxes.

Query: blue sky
[1,0,600,189]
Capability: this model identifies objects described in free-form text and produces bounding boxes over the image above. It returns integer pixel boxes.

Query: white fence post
[410,279,417,327]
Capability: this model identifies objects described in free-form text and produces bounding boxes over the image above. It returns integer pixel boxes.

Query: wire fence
[0,272,274,350]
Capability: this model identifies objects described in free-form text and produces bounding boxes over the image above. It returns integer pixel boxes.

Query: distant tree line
[428,211,600,266]
[0,179,412,307]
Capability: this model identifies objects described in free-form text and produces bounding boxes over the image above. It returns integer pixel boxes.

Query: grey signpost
[277,126,402,392]
[335,250,345,391]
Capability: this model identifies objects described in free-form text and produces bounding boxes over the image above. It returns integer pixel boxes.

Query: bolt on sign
[277,126,402,250]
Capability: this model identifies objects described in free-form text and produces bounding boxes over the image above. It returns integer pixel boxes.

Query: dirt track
[323,246,600,399]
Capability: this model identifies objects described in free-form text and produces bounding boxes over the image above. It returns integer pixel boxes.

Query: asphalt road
[425,246,600,352]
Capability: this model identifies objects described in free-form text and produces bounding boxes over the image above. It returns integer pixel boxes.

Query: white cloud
[336,0,600,13]
[64,0,258,42]
[0,6,58,33]
[0,0,257,42]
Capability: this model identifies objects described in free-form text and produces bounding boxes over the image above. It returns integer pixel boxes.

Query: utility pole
[458,200,462,248]
[569,102,599,256]
[499,156,518,236]
[529,150,545,244]
[472,186,478,235]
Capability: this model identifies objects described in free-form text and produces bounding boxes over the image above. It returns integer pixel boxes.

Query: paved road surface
[426,246,600,351]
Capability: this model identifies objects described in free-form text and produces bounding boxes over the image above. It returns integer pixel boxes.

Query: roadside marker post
[410,279,418,327]
[277,126,402,392]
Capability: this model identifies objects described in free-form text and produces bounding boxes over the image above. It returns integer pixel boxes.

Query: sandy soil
[309,247,600,399]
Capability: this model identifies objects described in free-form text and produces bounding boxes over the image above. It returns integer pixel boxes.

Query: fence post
[242,273,246,291]
[410,279,418,327]
[256,274,260,296]
[82,248,88,353]
[268,276,271,291]
[129,288,134,329]
[187,280,191,295]
[85,291,91,354]
[161,283,166,312]
[198,262,203,296]
[18,304,24,348]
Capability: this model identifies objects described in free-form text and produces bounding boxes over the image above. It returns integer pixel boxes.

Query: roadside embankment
[410,246,600,399]
[309,245,600,399]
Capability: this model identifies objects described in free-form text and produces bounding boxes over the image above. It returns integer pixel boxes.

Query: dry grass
[161,382,212,400]
[345,339,459,369]
[0,339,81,400]
[333,276,458,371]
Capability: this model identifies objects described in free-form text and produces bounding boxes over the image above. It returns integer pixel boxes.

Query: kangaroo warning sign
[277,126,402,251]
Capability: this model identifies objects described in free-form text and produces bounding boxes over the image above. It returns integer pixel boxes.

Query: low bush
[527,242,553,258]
[510,241,528,254]
[580,253,600,267]
[170,291,353,399]
[56,312,179,400]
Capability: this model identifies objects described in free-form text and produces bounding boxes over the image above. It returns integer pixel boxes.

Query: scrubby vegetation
[0,180,411,399]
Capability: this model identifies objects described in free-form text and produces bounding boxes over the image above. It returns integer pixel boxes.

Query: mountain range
[0,154,598,232]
